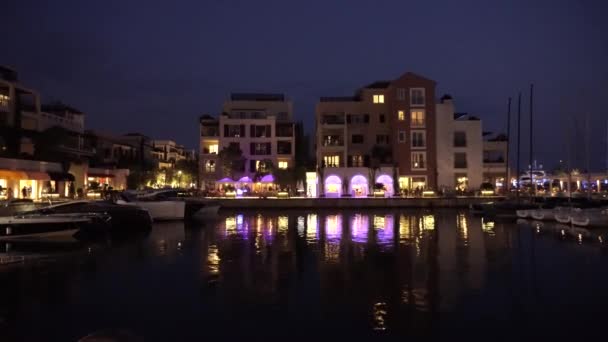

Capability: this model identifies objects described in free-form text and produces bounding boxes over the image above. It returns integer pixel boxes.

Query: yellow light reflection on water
[325,215,341,240]
[457,214,468,246]
[399,215,412,241]
[421,215,435,231]
[225,217,236,236]
[372,302,388,331]
[482,218,495,236]
[306,214,318,243]
[278,215,288,234]
[207,244,220,275]
[373,215,385,230]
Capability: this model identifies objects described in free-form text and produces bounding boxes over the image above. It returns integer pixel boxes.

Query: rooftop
[0,65,18,82]
[364,80,391,89]
[454,112,480,121]
[319,96,361,102]
[230,93,285,102]
[41,102,83,115]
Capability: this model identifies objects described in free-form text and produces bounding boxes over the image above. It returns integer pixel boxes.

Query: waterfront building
[482,133,508,192]
[151,139,195,169]
[314,72,437,196]
[435,95,483,192]
[199,93,296,190]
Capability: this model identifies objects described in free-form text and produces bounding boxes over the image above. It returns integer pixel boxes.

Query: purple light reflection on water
[374,215,394,248]
[351,214,369,243]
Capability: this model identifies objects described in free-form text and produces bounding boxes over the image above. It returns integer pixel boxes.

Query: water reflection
[2,210,608,340]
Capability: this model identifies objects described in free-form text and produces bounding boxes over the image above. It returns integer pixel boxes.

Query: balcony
[321,115,345,125]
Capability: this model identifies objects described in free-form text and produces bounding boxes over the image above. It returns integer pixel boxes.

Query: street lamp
[177,170,182,188]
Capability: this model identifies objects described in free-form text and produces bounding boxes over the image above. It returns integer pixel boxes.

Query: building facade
[315,72,437,196]
[482,134,508,192]
[151,139,194,169]
[199,93,296,189]
[435,96,483,191]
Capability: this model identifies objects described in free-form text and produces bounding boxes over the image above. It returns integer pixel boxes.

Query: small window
[376,135,389,144]
[398,110,405,121]
[373,94,385,104]
[396,88,406,101]
[410,88,425,106]
[398,131,406,143]
[352,134,364,144]
[323,155,340,168]
[454,131,467,147]
[454,152,467,168]
[379,114,385,123]
[278,161,288,169]
[411,152,426,170]
[410,110,425,127]
[411,131,426,148]
[351,155,363,167]
[204,160,216,172]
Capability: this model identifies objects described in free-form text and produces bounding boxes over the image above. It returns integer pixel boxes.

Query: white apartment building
[199,93,295,188]
[151,139,194,169]
[435,95,483,191]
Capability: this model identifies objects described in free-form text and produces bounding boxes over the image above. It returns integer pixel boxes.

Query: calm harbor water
[0,209,607,341]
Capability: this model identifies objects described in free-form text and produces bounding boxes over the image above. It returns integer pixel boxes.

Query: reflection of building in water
[466,215,486,290]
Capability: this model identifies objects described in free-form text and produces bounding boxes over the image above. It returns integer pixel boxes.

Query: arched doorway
[350,174,368,197]
[324,175,342,197]
[376,175,394,196]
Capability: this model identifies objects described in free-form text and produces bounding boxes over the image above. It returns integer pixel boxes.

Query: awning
[0,170,28,180]
[88,173,115,178]
[48,172,75,181]
[24,171,51,180]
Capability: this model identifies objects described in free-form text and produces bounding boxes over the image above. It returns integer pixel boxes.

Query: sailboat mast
[586,113,591,200]
[529,84,535,196]
[506,97,512,194]
[516,92,522,203]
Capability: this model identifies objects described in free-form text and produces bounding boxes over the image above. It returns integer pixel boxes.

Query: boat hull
[0,216,89,241]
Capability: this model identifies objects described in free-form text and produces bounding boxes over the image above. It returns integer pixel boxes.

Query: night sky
[3,0,607,171]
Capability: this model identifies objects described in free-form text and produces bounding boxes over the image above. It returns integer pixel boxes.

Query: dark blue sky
[3,0,607,170]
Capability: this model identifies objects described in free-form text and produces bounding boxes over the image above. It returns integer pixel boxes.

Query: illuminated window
[411,152,426,170]
[410,88,425,106]
[411,131,426,148]
[351,155,363,167]
[0,94,9,106]
[208,144,218,154]
[410,110,425,127]
[398,130,406,143]
[323,155,340,168]
[278,161,288,169]
[373,94,385,104]
[205,160,216,172]
[398,110,405,121]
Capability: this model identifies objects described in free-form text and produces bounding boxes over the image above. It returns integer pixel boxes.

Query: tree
[218,144,245,178]
[175,159,199,188]
[254,159,274,181]
[370,145,392,166]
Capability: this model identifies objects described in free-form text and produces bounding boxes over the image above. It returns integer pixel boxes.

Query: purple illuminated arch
[376,174,394,196]
[324,175,342,197]
[260,174,274,183]
[350,174,368,197]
